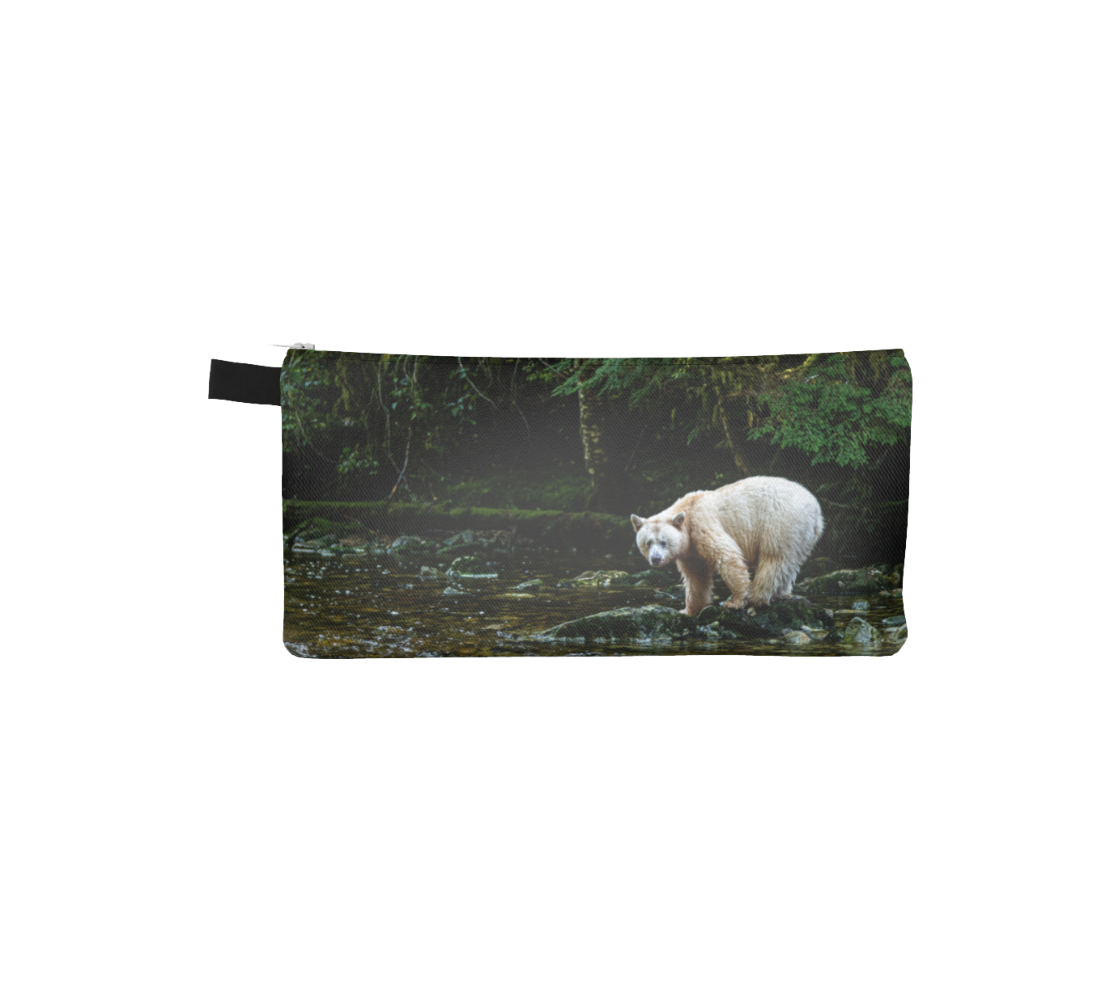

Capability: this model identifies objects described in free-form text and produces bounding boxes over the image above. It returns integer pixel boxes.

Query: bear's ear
[630,514,645,532]
[671,512,686,528]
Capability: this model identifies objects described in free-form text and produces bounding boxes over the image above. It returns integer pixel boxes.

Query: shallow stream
[283,543,904,658]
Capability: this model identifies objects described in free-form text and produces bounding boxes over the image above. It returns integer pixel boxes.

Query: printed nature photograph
[281,351,911,657]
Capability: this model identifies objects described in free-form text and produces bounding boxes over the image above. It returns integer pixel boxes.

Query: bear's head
[630,511,687,568]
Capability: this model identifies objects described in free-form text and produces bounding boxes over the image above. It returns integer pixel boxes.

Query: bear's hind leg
[772,546,810,600]
[746,558,783,607]
[772,566,797,601]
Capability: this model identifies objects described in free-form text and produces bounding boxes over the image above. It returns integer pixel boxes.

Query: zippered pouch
[211,349,911,657]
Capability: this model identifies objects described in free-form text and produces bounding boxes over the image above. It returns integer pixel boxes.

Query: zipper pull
[273,343,315,349]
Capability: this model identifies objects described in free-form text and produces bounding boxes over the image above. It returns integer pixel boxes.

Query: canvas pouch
[210,349,911,657]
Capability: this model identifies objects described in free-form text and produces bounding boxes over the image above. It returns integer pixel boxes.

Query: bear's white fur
[631,476,824,615]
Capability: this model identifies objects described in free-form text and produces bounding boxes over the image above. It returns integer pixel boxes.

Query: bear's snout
[649,554,665,567]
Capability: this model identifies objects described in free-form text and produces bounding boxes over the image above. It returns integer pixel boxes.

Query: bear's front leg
[679,561,713,616]
[717,556,753,611]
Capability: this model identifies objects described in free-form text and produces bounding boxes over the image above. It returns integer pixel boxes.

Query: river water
[283,542,905,658]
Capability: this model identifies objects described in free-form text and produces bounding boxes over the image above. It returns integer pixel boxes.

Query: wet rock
[800,627,830,641]
[561,570,634,588]
[388,535,433,568]
[882,615,906,627]
[716,595,842,636]
[629,568,678,587]
[852,600,870,611]
[842,617,882,646]
[540,604,698,641]
[438,543,489,559]
[417,566,442,579]
[654,584,686,602]
[442,585,468,596]
[514,578,545,591]
[784,630,812,645]
[446,555,499,579]
[797,566,902,596]
[883,625,908,643]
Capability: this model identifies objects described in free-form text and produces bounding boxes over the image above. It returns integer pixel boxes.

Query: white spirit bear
[631,476,824,616]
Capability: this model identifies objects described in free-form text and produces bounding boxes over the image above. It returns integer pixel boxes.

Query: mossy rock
[388,535,433,568]
[696,596,837,641]
[800,556,838,579]
[438,543,490,559]
[417,566,442,579]
[560,570,635,589]
[797,567,900,596]
[294,518,371,543]
[883,625,908,643]
[446,555,499,579]
[629,568,678,587]
[842,617,882,646]
[540,604,698,641]
[514,578,545,591]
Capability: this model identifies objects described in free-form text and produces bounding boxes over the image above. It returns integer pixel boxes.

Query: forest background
[281,349,912,565]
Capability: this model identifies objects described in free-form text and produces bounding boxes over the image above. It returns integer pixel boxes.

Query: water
[283,546,905,658]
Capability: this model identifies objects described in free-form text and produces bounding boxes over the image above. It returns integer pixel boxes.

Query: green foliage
[280,352,333,440]
[281,350,912,506]
[281,352,508,494]
[545,358,691,405]
[337,444,377,476]
[746,352,912,466]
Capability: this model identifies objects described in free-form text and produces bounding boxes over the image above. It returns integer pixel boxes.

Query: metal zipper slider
[273,343,316,349]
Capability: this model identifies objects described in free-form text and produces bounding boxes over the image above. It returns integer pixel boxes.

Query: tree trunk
[578,383,630,511]
[715,385,750,476]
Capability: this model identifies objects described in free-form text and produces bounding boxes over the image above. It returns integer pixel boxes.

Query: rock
[388,535,433,568]
[500,592,536,599]
[560,570,634,588]
[883,625,908,642]
[852,600,870,611]
[882,615,906,627]
[797,567,898,597]
[696,596,838,641]
[784,630,812,645]
[446,555,498,579]
[539,604,698,641]
[842,617,882,646]
[800,627,830,641]
[514,578,545,591]
[629,568,677,587]
[417,566,442,579]
[442,586,468,596]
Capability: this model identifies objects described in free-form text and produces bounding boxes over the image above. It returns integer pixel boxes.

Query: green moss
[797,566,901,596]
[441,471,593,512]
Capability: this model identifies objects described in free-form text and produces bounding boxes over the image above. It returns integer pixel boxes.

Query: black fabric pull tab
[208,360,281,406]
